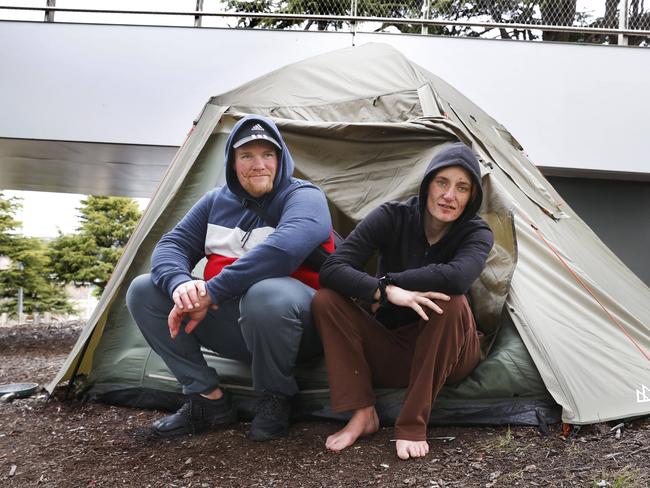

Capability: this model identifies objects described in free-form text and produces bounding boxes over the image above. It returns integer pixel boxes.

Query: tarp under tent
[48,43,650,427]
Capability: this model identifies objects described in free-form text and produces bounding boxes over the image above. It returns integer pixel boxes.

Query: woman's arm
[319,205,393,302]
[389,225,494,295]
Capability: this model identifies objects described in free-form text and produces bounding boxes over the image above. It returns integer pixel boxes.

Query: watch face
[378,276,390,305]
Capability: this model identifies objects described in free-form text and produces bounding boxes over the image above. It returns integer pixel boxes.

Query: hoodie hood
[418,142,484,230]
[224,115,294,201]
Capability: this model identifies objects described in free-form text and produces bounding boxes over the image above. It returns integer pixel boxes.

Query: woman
[312,142,494,460]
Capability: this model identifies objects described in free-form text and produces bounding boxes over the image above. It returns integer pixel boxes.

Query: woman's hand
[385,284,450,321]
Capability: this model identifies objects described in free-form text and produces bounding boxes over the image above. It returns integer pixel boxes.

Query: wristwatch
[377,275,394,307]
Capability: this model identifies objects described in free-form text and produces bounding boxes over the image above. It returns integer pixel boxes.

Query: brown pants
[312,289,481,441]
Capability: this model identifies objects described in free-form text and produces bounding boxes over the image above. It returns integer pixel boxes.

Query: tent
[48,43,650,427]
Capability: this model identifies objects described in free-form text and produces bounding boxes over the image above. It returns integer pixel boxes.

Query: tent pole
[63,335,93,401]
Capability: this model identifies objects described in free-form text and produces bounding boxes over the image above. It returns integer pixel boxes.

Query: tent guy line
[522,210,650,363]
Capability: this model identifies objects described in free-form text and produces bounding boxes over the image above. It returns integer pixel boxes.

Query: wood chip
[630,445,650,455]
[605,452,623,459]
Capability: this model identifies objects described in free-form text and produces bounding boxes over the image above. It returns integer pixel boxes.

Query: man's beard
[242,174,274,198]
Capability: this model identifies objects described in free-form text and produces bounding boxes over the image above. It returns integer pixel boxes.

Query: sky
[4,190,84,238]
[4,190,149,238]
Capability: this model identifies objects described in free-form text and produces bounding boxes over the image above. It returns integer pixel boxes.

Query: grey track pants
[126,274,322,397]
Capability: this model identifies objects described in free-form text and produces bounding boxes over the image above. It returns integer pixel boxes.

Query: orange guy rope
[515,208,650,363]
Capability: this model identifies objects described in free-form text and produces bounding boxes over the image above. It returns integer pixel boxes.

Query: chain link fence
[1,0,648,45]
[209,0,650,45]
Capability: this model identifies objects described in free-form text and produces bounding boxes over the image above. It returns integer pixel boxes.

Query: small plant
[592,466,641,488]
[501,468,525,484]
[483,425,533,455]
[612,467,641,488]
[566,441,583,457]
[496,425,513,449]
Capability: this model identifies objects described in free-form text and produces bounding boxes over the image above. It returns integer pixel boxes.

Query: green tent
[48,43,650,427]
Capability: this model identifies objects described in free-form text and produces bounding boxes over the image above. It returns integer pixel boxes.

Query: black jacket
[320,142,494,329]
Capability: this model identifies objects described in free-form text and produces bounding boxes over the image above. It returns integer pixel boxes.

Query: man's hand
[385,285,450,321]
[168,304,216,339]
[172,280,210,311]
[168,280,218,339]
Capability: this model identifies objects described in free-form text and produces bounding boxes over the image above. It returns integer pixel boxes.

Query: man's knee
[126,274,172,334]
[126,274,157,312]
[240,278,313,336]
[311,288,342,315]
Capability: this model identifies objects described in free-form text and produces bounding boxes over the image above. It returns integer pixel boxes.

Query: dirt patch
[0,322,648,487]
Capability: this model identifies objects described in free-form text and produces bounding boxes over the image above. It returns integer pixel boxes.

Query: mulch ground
[0,322,648,487]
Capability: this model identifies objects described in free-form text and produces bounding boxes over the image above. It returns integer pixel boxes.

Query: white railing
[1,1,648,46]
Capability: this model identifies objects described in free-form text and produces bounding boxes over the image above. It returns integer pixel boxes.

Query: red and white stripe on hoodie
[203,223,335,290]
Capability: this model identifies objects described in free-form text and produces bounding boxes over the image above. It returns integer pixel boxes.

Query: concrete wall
[1,21,649,174]
[548,176,650,286]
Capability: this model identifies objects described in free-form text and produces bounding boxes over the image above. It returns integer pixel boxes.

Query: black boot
[152,391,237,438]
[249,392,291,441]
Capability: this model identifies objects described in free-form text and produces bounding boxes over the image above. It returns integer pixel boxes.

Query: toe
[326,433,349,452]
[325,435,337,450]
[396,446,409,460]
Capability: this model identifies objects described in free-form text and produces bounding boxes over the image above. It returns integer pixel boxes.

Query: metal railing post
[194,0,204,27]
[422,0,431,35]
[618,0,629,45]
[351,0,358,42]
[44,0,55,22]
[17,262,24,323]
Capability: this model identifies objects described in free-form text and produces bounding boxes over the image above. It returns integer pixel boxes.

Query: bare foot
[395,439,429,460]
[325,406,379,452]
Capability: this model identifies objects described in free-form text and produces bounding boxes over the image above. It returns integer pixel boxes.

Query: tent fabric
[49,43,650,426]
[84,316,558,427]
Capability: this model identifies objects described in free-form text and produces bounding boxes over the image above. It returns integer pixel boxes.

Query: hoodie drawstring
[240,197,268,248]
[240,215,259,248]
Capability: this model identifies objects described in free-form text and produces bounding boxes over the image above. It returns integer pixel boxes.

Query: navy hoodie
[151,115,332,305]
[320,142,494,329]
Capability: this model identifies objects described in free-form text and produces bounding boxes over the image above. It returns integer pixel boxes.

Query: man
[127,115,332,441]
[312,142,493,459]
